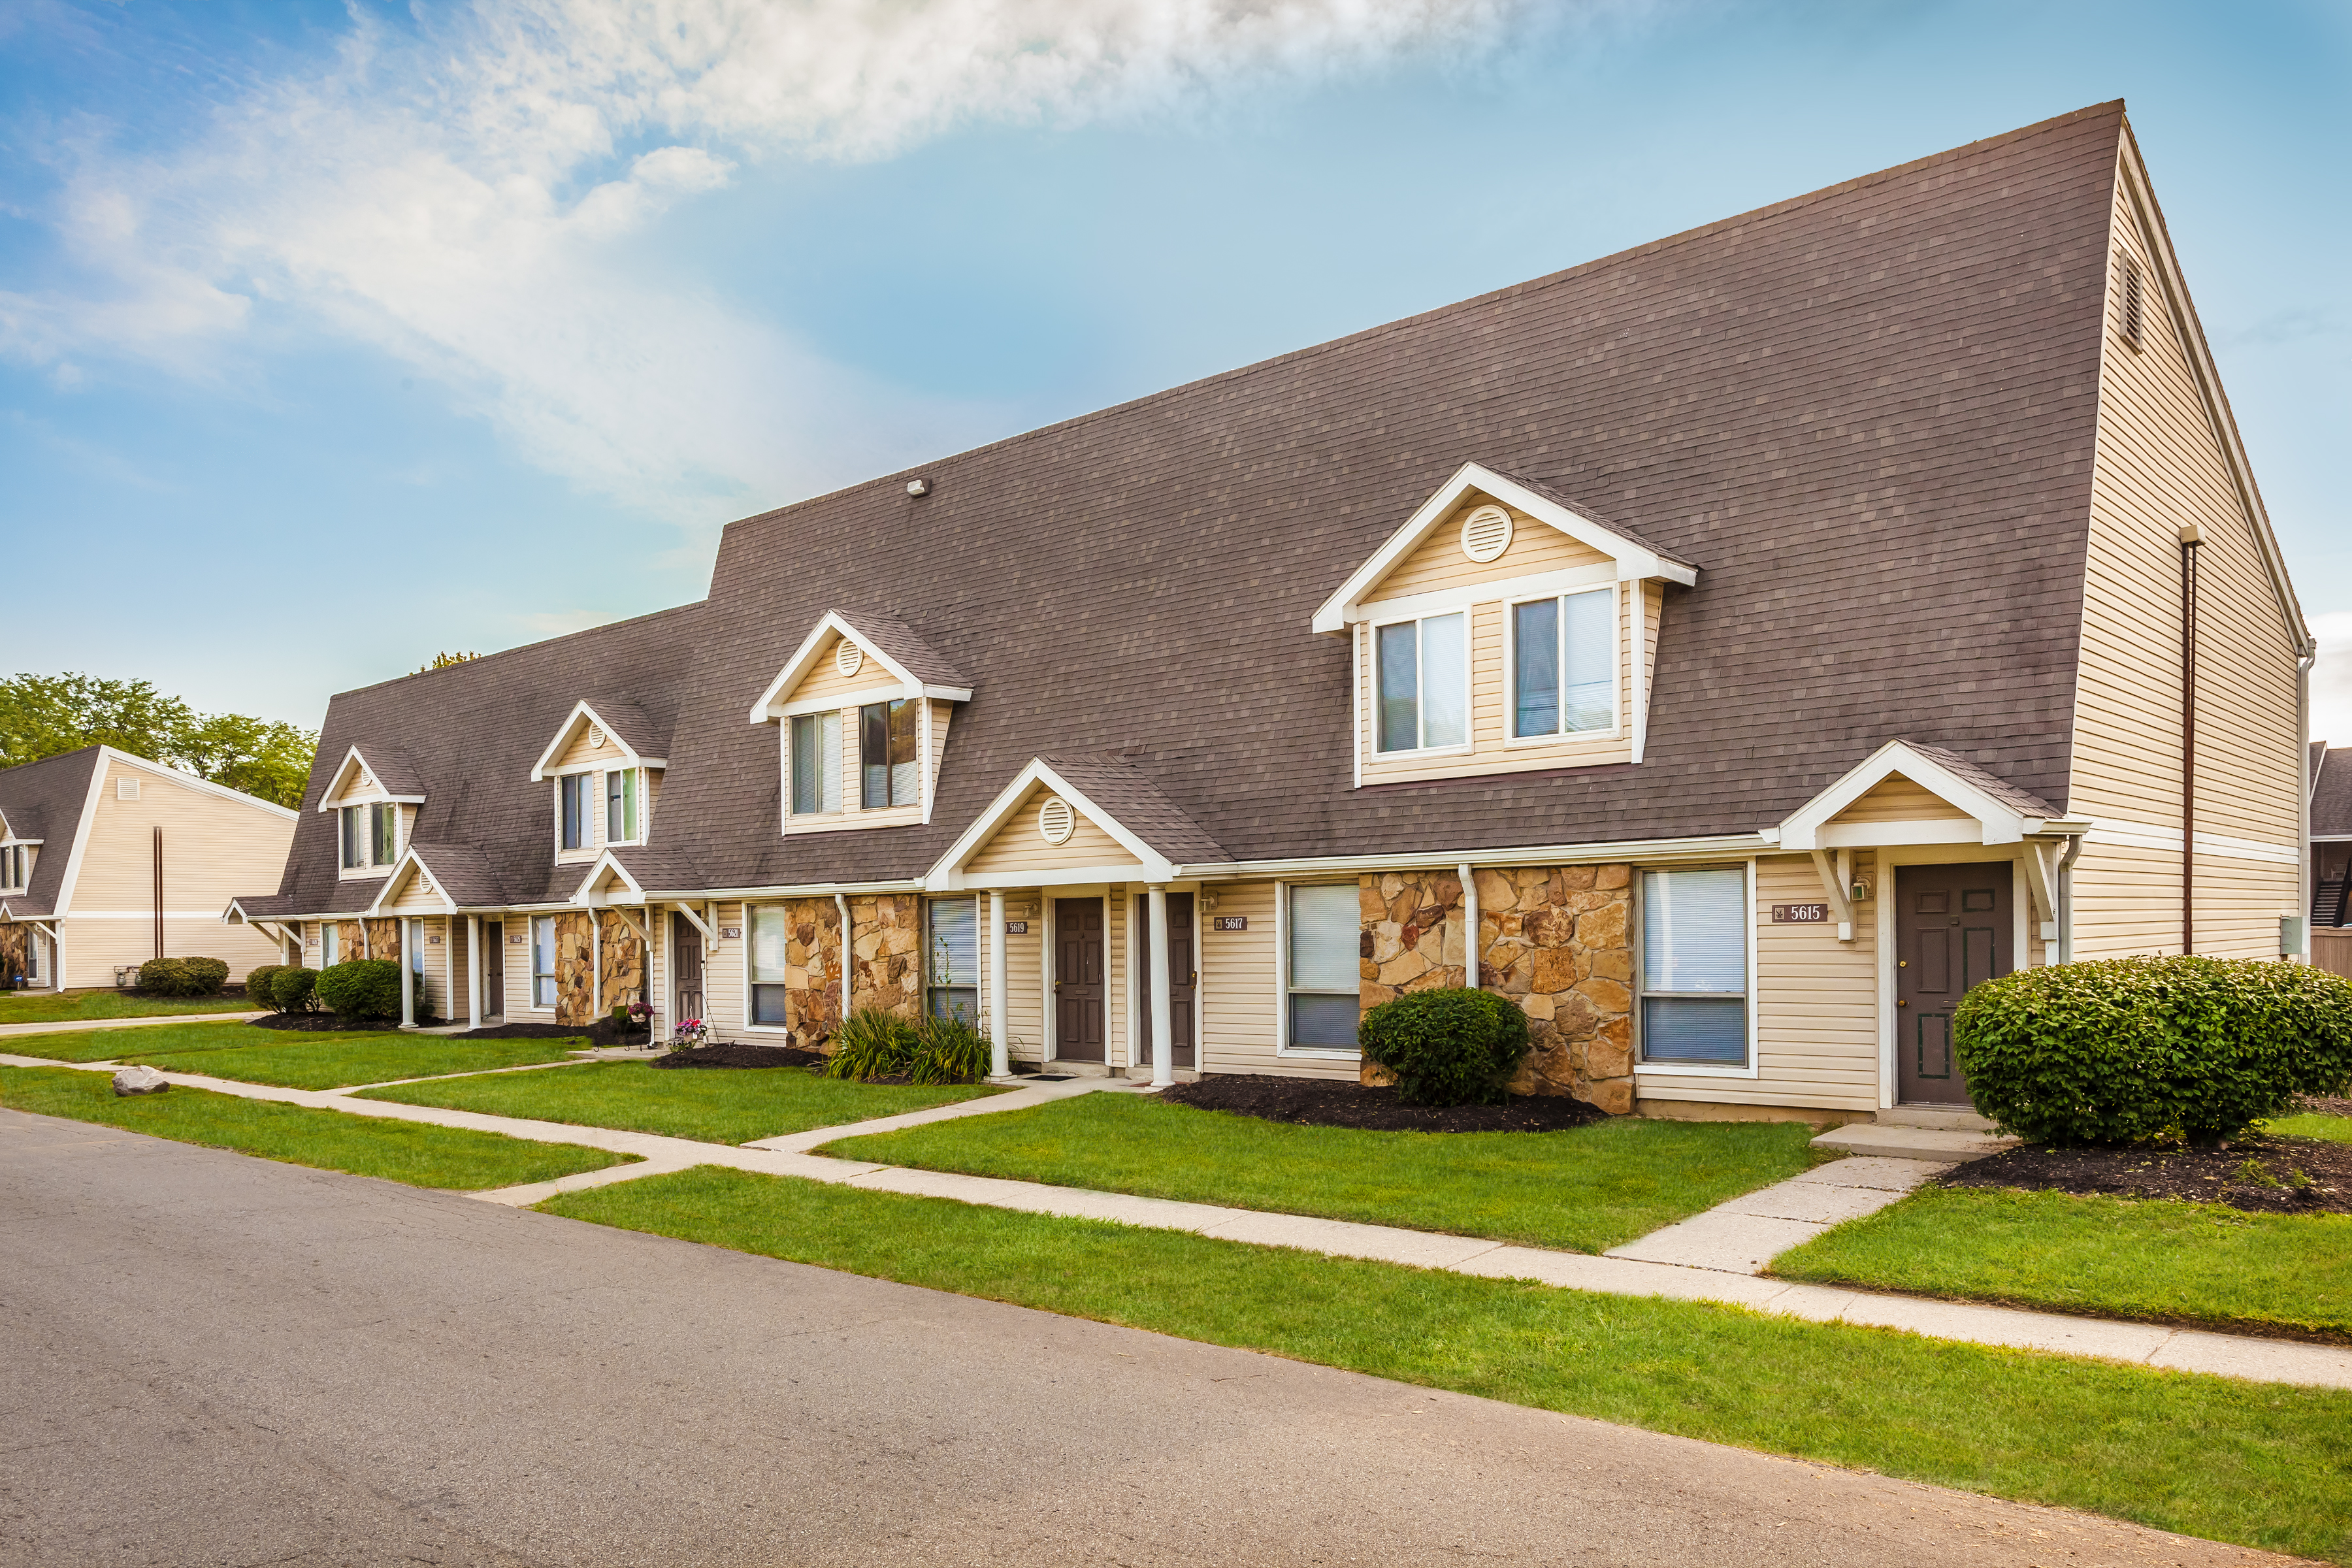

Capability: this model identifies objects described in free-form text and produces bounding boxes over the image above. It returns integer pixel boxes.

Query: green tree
[0,673,319,809]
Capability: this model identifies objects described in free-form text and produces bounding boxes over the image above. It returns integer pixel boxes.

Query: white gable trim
[1780,741,2072,850]
[749,611,972,723]
[363,848,458,916]
[570,850,647,907]
[318,745,426,811]
[1311,461,1697,635]
[531,700,667,781]
[924,759,1176,890]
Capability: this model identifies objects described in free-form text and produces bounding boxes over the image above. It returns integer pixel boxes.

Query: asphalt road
[0,1107,2298,1568]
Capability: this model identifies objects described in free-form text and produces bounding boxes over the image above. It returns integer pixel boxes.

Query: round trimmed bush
[244,964,288,1010]
[137,956,230,997]
[1955,955,2352,1147]
[1358,987,1531,1107]
[268,966,319,1013]
[315,958,401,1021]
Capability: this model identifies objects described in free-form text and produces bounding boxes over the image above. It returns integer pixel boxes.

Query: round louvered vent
[587,727,605,749]
[835,640,864,678]
[418,875,434,894]
[1460,504,1513,563]
[1037,796,1075,845]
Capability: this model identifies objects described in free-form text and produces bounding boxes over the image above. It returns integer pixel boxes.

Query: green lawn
[356,1060,1005,1145]
[823,1092,1824,1253]
[2268,1113,2352,1145]
[0,988,260,1026]
[1774,1184,2352,1341]
[546,1167,2352,1564]
[125,1034,588,1091]
[1,1065,630,1190]
[0,1020,370,1063]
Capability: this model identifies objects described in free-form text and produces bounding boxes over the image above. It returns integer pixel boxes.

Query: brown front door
[1135,892,1196,1070]
[1054,897,1105,1062]
[1895,864,2012,1106]
[672,912,705,1028]
[480,921,505,1020]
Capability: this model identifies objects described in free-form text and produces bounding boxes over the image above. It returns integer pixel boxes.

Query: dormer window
[340,803,399,870]
[1375,613,1467,753]
[791,713,843,815]
[1511,588,1615,738]
[752,609,973,835]
[860,699,920,808]
[606,768,638,842]
[0,844,28,891]
[561,775,592,849]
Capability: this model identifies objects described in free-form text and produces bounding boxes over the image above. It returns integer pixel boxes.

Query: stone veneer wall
[0,924,28,984]
[335,921,365,963]
[552,911,595,1025]
[779,897,843,1049]
[1477,866,1634,1114]
[363,919,401,966]
[849,893,923,1021]
[597,911,645,1015]
[1356,866,1635,1113]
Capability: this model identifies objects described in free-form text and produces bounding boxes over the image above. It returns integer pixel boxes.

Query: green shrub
[137,956,231,996]
[824,1007,918,1080]
[268,966,319,1012]
[244,964,288,1011]
[1955,956,2352,1147]
[1358,987,1531,1107]
[315,958,402,1021]
[909,1011,993,1085]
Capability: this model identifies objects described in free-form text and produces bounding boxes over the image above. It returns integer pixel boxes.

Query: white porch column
[399,916,416,1028]
[987,890,1009,1078]
[591,909,604,1019]
[1147,883,1174,1088]
[1458,863,1478,990]
[467,915,483,1030]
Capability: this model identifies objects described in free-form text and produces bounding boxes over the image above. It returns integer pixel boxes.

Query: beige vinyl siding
[928,700,953,792]
[60,757,295,986]
[697,901,747,1034]
[1358,586,1637,786]
[1637,855,1878,1113]
[413,915,449,1019]
[384,870,449,915]
[2069,174,2302,960]
[966,785,1145,879]
[1641,581,1663,713]
[1829,777,1973,825]
[784,635,892,708]
[998,894,1045,1062]
[552,725,629,771]
[1373,502,1610,600]
[1198,880,1355,1081]
[500,919,531,1019]
[1104,889,1129,1066]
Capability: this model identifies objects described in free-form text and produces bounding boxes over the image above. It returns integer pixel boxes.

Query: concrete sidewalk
[8,1047,2348,1391]
[0,1009,265,1038]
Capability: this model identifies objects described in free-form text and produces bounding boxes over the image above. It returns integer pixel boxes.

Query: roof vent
[587,726,606,749]
[1037,795,1075,845]
[1460,504,1513,563]
[2121,257,2146,350]
[835,640,864,678]
[116,777,140,801]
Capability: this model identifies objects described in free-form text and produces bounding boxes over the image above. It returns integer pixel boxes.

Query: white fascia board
[530,700,650,781]
[316,745,425,810]
[570,851,646,906]
[1198,832,1776,881]
[1778,740,2031,851]
[1356,563,1620,626]
[923,758,1177,890]
[89,746,301,820]
[363,849,456,916]
[933,861,1160,893]
[749,611,930,723]
[1815,820,1988,849]
[640,880,928,904]
[1310,461,1697,635]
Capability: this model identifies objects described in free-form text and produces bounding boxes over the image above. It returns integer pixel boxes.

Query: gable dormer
[749,610,973,836]
[1313,463,1697,788]
[532,700,670,862]
[0,808,37,894]
[317,745,425,878]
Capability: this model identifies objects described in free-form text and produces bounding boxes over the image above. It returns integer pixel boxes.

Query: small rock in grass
[111,1066,170,1097]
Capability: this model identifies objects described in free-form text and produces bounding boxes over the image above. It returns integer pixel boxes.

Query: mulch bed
[1164,1073,1609,1134]
[444,1022,593,1041]
[1941,1137,2352,1216]
[651,1041,826,1071]
[245,1011,439,1034]
[2296,1096,2352,1118]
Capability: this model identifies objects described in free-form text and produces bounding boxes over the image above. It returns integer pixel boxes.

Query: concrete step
[1811,1123,2016,1164]
[1875,1105,1999,1133]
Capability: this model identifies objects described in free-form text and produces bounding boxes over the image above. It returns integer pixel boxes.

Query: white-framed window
[926,896,979,1023]
[371,804,398,866]
[559,775,592,850]
[790,713,843,815]
[749,904,791,1026]
[0,844,24,890]
[340,806,363,869]
[859,699,919,808]
[24,929,39,981]
[409,922,425,981]
[1637,865,1752,1070]
[1374,611,1468,753]
[1511,585,1615,739]
[321,923,340,966]
[1283,882,1361,1052]
[531,916,559,1007]
[605,768,638,843]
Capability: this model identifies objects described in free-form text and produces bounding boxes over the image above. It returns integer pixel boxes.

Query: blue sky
[3,0,2346,738]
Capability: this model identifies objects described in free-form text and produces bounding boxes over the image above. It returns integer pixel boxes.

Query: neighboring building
[230,102,2313,1119]
[2311,743,2351,978]
[0,746,298,990]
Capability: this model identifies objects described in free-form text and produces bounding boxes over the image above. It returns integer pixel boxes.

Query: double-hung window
[1637,866,1751,1068]
[1512,587,1615,738]
[560,774,591,849]
[340,806,364,869]
[749,905,791,1026]
[859,699,919,808]
[606,769,637,843]
[371,804,397,866]
[1,845,22,889]
[531,916,559,1007]
[1284,883,1361,1050]
[321,923,339,966]
[926,896,979,1023]
[791,713,842,815]
[1374,612,1467,753]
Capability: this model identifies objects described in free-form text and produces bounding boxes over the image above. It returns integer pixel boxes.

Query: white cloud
[2311,610,2352,747]
[1,0,1552,528]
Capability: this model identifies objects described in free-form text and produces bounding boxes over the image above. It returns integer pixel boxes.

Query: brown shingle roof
[0,748,100,919]
[2313,749,2352,839]
[1039,755,1229,867]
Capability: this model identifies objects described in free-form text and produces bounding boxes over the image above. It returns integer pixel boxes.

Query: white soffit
[1779,741,2050,850]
